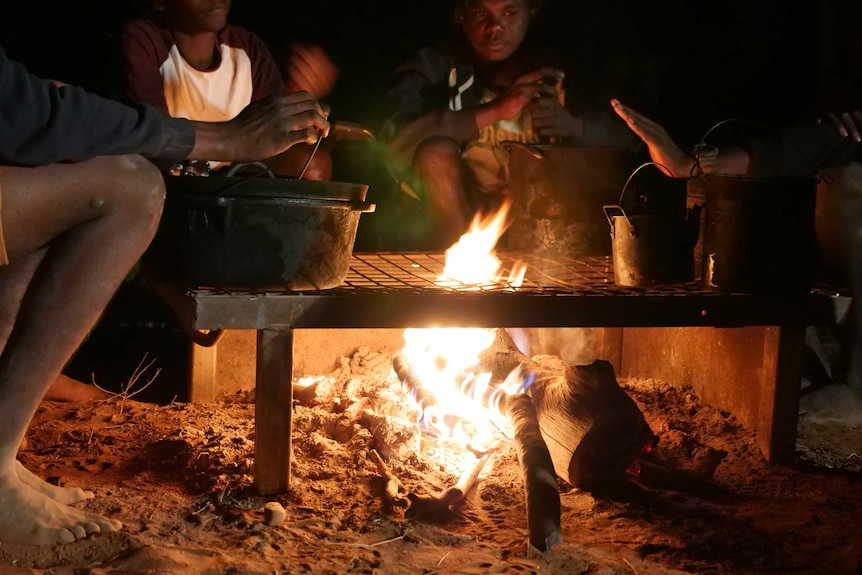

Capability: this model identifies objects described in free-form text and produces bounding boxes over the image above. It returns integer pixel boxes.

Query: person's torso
[161,42,254,122]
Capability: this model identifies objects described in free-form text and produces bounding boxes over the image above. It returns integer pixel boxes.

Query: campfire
[331,200,661,551]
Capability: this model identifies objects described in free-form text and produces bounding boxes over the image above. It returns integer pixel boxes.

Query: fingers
[515,67,565,87]
[817,110,862,142]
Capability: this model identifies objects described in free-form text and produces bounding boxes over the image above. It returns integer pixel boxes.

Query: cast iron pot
[142,167,375,291]
[504,143,638,257]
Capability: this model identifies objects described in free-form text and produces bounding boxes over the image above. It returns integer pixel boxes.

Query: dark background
[1,0,854,143]
[1,0,859,399]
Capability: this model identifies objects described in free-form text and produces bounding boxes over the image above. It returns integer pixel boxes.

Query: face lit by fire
[459,0,534,64]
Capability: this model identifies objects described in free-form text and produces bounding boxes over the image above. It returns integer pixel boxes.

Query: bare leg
[413,137,473,248]
[0,155,164,544]
[43,374,111,402]
[0,250,97,503]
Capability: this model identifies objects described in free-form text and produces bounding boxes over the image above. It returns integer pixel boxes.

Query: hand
[189,92,331,162]
[611,99,694,178]
[482,67,564,125]
[529,96,583,140]
[817,110,862,142]
[284,43,339,100]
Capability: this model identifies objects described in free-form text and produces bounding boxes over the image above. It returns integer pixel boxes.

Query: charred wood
[504,393,563,551]
[406,448,493,519]
[478,329,655,490]
[369,449,409,511]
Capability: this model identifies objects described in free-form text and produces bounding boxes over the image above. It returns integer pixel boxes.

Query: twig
[93,353,162,415]
[369,449,409,510]
[406,448,494,519]
[325,533,406,549]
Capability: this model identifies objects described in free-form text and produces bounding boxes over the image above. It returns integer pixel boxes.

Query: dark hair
[451,0,547,28]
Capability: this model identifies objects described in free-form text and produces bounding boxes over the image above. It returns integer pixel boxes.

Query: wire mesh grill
[338,252,718,296]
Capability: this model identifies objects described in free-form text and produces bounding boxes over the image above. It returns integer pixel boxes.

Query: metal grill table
[150,253,845,495]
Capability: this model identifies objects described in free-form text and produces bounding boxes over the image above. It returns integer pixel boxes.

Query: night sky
[0,0,857,147]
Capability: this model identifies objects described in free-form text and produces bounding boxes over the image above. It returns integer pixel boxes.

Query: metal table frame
[149,253,844,495]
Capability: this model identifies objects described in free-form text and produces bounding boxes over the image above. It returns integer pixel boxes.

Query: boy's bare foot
[15,461,93,505]
[611,99,696,178]
[0,469,121,545]
[44,374,111,402]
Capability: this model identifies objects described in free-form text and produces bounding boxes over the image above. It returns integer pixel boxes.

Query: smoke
[507,328,600,365]
[799,384,862,426]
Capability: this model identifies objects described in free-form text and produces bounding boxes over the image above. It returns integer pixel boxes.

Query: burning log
[394,350,563,552]
[476,329,655,490]
[502,393,563,551]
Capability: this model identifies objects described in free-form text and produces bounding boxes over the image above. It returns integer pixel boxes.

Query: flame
[437,199,526,289]
[399,201,530,454]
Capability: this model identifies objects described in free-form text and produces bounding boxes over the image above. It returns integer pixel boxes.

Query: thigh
[0,155,158,259]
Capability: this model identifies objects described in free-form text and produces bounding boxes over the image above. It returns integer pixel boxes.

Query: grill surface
[153,253,844,331]
[342,252,711,295]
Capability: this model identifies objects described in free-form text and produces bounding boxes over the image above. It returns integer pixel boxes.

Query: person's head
[454,0,544,63]
[150,0,231,34]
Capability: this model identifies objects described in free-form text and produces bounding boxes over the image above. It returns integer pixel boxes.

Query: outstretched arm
[611,99,751,177]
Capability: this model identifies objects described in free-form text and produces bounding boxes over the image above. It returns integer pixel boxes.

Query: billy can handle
[603,204,633,237]
[617,161,675,207]
[694,118,820,177]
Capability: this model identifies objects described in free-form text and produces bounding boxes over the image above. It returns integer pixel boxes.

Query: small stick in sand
[406,448,494,519]
[369,449,409,510]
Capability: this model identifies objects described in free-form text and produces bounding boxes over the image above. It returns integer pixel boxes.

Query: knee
[96,155,165,226]
[413,137,461,174]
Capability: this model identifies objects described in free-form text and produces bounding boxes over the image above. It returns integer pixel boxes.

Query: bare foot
[611,99,695,178]
[0,469,121,545]
[44,374,111,403]
[15,461,94,505]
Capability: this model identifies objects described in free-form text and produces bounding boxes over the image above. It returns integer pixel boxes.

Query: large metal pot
[504,143,638,257]
[142,169,375,291]
[698,174,817,294]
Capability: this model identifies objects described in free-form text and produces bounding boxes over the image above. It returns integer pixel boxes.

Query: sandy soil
[5,346,862,575]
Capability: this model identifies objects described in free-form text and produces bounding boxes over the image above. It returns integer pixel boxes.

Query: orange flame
[400,201,529,455]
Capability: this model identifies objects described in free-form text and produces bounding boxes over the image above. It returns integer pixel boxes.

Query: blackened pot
[143,174,374,291]
[699,174,817,294]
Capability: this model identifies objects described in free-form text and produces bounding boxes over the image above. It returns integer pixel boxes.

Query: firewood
[503,393,563,552]
[478,329,655,490]
[368,449,408,511]
[406,448,493,519]
[393,352,562,550]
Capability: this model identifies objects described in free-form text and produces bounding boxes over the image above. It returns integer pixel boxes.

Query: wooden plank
[188,341,217,403]
[254,328,294,495]
[757,326,805,464]
[620,327,770,431]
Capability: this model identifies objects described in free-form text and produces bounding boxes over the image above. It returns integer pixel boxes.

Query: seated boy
[122,0,339,179]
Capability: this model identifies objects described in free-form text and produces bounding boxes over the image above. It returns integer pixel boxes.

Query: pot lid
[164,174,369,203]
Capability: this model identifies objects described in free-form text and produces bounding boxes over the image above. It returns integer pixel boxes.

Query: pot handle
[501,140,546,160]
[603,204,634,237]
[617,161,674,206]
